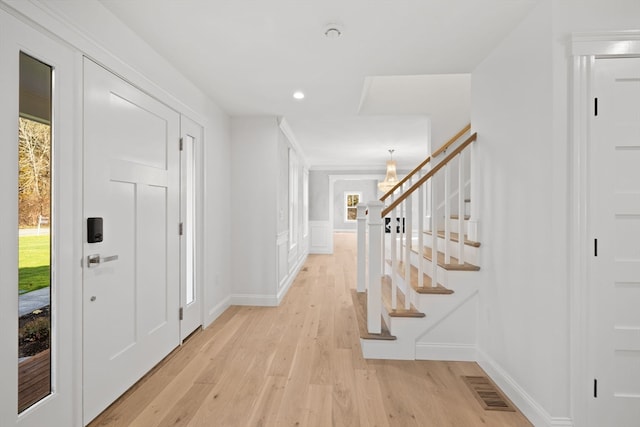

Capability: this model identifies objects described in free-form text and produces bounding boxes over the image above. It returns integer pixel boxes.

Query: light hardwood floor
[90,233,532,427]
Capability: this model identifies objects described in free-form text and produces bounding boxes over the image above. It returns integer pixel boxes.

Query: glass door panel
[18,52,52,413]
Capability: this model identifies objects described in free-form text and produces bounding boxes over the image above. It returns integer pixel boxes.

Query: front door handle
[87,254,119,268]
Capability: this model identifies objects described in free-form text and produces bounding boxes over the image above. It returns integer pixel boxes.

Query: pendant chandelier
[378,149,399,193]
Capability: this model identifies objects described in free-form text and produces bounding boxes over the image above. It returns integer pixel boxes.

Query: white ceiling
[98,0,537,169]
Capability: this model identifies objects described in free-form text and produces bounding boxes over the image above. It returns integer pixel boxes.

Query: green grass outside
[19,234,50,294]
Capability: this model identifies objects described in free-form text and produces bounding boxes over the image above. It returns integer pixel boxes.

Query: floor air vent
[461,375,516,412]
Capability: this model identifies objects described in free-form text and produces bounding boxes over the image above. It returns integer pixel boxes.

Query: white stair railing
[356,127,477,334]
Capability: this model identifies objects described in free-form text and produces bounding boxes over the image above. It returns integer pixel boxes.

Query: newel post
[356,203,367,293]
[367,201,384,334]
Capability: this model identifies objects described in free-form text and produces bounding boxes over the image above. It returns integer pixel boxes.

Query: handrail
[379,123,471,202]
[381,132,477,218]
[431,123,471,158]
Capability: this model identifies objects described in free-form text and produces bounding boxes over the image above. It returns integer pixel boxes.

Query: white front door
[589,56,640,426]
[179,116,203,340]
[82,58,180,424]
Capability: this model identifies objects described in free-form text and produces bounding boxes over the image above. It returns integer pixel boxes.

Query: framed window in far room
[344,192,362,223]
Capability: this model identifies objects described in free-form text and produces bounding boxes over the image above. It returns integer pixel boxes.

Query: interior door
[589,57,640,426]
[83,58,180,424]
[180,116,203,340]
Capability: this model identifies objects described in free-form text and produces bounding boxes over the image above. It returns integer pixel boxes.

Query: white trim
[3,0,217,126]
[477,350,574,427]
[328,174,384,235]
[571,31,640,56]
[568,31,640,427]
[311,164,412,173]
[343,191,362,223]
[230,293,279,307]
[277,253,307,305]
[414,343,476,361]
[278,117,309,169]
[205,295,231,328]
[309,220,332,254]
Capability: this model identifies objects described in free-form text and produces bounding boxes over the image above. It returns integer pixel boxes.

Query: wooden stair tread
[381,275,425,318]
[395,261,454,294]
[415,246,480,271]
[450,214,470,220]
[423,230,481,247]
[350,289,396,340]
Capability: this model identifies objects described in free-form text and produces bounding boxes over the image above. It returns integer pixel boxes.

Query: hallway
[90,233,531,426]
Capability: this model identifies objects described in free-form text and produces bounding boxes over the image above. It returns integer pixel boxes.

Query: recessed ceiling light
[293,91,305,100]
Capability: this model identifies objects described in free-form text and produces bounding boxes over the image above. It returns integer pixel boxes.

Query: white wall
[472,0,640,424]
[231,117,279,302]
[471,1,567,424]
[230,117,307,304]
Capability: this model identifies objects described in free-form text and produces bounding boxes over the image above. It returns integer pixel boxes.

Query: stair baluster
[367,201,384,334]
[404,193,412,310]
[417,170,425,288]
[357,203,367,292]
[458,151,466,265]
[430,176,438,288]
[444,163,451,264]
[390,195,398,310]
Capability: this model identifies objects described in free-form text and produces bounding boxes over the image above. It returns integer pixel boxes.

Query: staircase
[353,124,480,361]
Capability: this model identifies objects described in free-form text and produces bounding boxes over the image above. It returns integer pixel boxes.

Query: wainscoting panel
[309,220,332,254]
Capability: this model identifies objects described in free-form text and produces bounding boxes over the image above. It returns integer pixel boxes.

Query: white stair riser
[415,293,478,361]
[422,235,480,265]
[408,250,450,284]
[448,218,470,235]
[363,290,479,360]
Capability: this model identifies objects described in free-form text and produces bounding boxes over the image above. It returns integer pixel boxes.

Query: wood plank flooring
[89,233,532,427]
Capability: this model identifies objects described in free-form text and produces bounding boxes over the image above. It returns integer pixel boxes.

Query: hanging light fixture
[378,149,399,193]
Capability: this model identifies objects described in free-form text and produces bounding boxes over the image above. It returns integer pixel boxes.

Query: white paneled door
[590,57,640,427]
[83,59,180,424]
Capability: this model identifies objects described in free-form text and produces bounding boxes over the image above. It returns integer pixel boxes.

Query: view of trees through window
[18,51,52,413]
[19,117,51,228]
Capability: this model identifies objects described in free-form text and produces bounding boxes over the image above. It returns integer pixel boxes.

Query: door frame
[0,6,82,426]
[180,115,205,341]
[569,30,640,426]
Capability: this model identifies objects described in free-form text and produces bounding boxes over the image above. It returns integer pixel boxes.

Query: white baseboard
[415,343,476,361]
[204,295,231,327]
[229,252,308,308]
[333,228,356,233]
[230,293,278,307]
[477,349,573,427]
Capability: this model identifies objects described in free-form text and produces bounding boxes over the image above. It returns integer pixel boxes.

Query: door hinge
[594,378,598,398]
[179,222,184,235]
[179,137,184,151]
[179,307,184,321]
[594,238,598,257]
[594,98,598,116]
